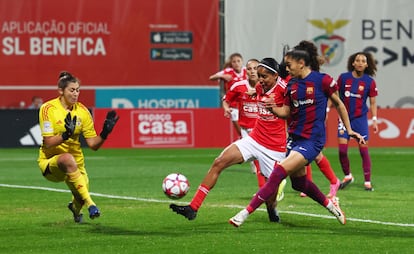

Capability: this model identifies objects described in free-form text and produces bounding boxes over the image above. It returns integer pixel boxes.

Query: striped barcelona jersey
[285,71,338,142]
[249,77,287,152]
[337,71,378,120]
[38,97,97,165]
[223,79,258,129]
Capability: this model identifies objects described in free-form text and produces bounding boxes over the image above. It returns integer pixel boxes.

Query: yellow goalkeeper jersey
[38,97,97,168]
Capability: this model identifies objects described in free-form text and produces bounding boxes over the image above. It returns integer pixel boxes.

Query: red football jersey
[223,80,258,129]
[249,77,287,152]
[217,67,247,108]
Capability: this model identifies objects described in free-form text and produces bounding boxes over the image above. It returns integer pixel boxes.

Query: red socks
[316,155,338,184]
[189,184,210,211]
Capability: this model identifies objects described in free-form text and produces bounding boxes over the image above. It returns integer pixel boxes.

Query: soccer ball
[162,173,190,199]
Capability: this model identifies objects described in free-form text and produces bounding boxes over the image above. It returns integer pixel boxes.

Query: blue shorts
[286,135,324,163]
[337,115,369,140]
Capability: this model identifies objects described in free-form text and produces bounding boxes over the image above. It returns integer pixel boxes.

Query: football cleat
[88,205,101,219]
[364,182,374,191]
[266,207,280,223]
[68,202,83,223]
[327,197,346,225]
[277,179,287,202]
[229,209,249,227]
[327,179,341,198]
[169,204,197,220]
[300,192,307,197]
[339,176,354,189]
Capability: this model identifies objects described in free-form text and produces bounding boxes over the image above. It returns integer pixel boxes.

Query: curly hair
[346,52,377,76]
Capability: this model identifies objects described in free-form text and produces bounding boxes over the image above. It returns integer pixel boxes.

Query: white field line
[1,183,413,228]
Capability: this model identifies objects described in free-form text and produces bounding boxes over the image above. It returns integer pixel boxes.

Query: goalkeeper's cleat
[229,209,249,227]
[339,176,354,189]
[68,202,83,223]
[327,178,341,198]
[267,207,280,223]
[88,205,101,219]
[170,204,197,220]
[364,182,374,191]
[300,192,307,197]
[276,179,287,202]
[327,197,346,225]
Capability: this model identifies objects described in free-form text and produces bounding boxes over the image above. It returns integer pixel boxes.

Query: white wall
[225,0,414,108]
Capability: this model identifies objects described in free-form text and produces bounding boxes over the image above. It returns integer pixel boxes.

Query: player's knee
[57,153,77,172]
[212,155,228,168]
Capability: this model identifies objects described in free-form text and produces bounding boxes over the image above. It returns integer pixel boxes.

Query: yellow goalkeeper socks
[65,170,95,208]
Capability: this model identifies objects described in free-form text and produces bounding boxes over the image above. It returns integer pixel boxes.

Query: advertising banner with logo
[93,108,236,148]
[225,0,414,108]
[0,0,220,108]
[325,109,414,147]
[95,86,220,109]
[0,108,412,148]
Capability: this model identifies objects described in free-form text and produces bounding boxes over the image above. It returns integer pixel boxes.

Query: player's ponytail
[286,40,320,71]
[57,71,80,89]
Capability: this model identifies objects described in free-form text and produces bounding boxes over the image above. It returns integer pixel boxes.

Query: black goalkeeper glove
[62,112,77,141]
[100,110,119,139]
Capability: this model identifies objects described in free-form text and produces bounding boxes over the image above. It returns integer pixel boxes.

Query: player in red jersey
[210,53,247,137]
[222,59,266,186]
[171,58,288,222]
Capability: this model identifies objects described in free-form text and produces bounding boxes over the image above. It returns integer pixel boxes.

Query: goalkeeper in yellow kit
[37,71,119,223]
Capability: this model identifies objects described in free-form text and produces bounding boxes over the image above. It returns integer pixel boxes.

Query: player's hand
[62,112,77,140]
[245,88,256,96]
[263,95,277,108]
[100,110,119,139]
[349,131,366,145]
[223,107,232,118]
[372,121,379,134]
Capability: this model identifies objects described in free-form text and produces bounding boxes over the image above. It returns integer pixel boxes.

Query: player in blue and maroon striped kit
[337,52,378,191]
[229,41,366,227]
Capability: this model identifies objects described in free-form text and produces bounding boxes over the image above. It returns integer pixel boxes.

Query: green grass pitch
[0,147,413,253]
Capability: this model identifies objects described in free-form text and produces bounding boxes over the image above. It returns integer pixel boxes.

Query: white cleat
[229,209,249,227]
[327,197,346,225]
